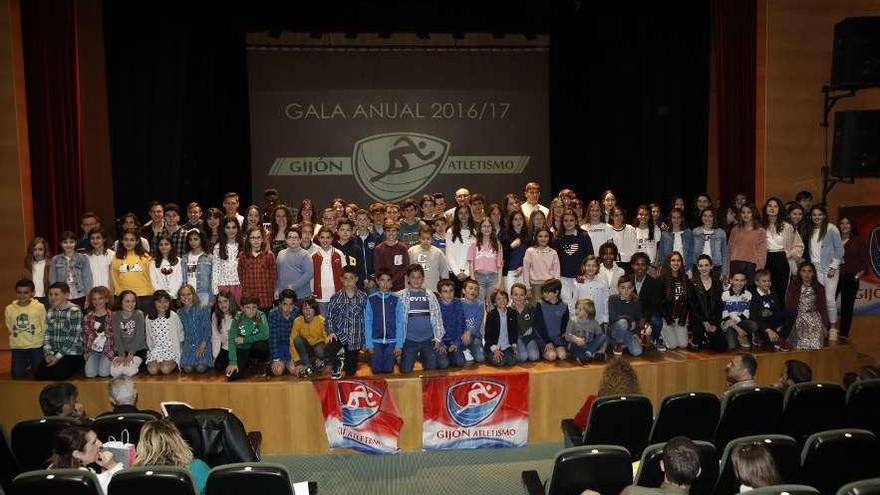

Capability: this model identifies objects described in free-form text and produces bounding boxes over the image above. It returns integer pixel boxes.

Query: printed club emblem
[446,379,506,427]
[871,226,880,279]
[352,133,450,202]
[337,380,382,427]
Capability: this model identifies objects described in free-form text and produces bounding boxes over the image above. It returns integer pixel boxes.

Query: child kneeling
[565,298,607,364]
[485,289,518,366]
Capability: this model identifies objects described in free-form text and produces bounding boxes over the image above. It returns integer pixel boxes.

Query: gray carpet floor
[265,442,561,495]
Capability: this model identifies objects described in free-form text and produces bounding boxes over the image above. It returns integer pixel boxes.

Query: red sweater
[373,241,410,291]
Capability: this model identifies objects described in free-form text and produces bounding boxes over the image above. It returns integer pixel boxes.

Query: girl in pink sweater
[728,202,767,284]
[523,228,560,302]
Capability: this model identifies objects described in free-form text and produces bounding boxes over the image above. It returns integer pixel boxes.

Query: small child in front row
[82,286,115,378]
[145,290,183,375]
[533,278,570,361]
[398,264,444,373]
[225,296,270,381]
[750,269,789,350]
[268,289,300,376]
[436,279,466,369]
[565,298,607,364]
[5,279,47,379]
[484,289,518,366]
[364,269,404,374]
[460,278,486,363]
[290,296,328,377]
[608,275,644,357]
[35,282,84,381]
[177,284,214,373]
[510,283,541,362]
[110,290,146,377]
[721,271,757,349]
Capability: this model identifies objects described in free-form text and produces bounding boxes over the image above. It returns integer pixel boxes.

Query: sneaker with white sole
[829,327,839,342]
[463,349,474,362]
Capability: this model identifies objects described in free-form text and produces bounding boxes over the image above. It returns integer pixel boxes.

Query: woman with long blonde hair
[135,419,210,495]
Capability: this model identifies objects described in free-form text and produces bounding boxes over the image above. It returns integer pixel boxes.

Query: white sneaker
[463,349,474,362]
[829,327,839,342]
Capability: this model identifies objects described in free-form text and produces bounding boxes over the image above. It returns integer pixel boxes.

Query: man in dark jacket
[631,253,665,350]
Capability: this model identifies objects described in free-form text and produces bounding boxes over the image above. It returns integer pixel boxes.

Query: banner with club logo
[313,378,402,454]
[422,373,529,450]
[247,46,549,207]
[840,206,880,316]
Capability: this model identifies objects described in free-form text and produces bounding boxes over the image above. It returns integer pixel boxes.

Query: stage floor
[0,344,857,455]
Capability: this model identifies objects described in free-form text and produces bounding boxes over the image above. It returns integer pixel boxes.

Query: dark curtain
[21,0,85,247]
[550,3,711,214]
[712,0,756,206]
[103,3,251,224]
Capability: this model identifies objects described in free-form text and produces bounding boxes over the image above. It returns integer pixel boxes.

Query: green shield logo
[352,133,450,202]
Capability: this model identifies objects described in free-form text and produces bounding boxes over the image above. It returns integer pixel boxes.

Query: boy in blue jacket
[436,279,465,368]
[460,279,486,363]
[364,269,404,373]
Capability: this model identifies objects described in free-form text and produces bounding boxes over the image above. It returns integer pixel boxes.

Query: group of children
[8,184,857,380]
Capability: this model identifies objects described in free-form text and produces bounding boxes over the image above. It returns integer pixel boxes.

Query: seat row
[524,430,880,495]
[6,463,314,495]
[561,379,880,461]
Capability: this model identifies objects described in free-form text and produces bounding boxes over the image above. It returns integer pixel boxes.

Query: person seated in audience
[843,365,880,389]
[731,442,782,492]
[620,436,702,494]
[572,357,641,430]
[723,353,758,399]
[50,426,123,493]
[773,359,812,392]
[96,376,162,419]
[134,419,210,495]
[39,381,89,423]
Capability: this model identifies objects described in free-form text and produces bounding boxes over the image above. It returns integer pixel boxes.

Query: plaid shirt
[167,226,188,258]
[43,303,83,356]
[237,250,277,308]
[326,289,368,349]
[267,306,299,361]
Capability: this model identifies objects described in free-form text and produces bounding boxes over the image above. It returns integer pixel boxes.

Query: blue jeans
[370,343,397,374]
[197,292,213,307]
[85,353,112,378]
[569,333,608,360]
[515,338,540,362]
[400,340,437,373]
[293,336,326,366]
[463,337,485,363]
[436,345,466,369]
[11,348,43,379]
[648,314,664,345]
[474,271,499,307]
[611,318,643,356]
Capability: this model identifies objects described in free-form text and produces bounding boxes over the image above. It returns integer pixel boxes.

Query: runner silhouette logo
[446,379,506,428]
[352,133,450,202]
[337,380,382,427]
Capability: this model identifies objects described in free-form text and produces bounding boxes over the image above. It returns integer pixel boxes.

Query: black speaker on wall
[831,17,880,88]
[832,110,880,178]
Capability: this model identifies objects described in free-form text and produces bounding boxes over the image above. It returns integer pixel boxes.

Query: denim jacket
[805,224,845,274]
[658,229,695,269]
[48,253,93,299]
[180,252,213,295]
[691,227,728,275]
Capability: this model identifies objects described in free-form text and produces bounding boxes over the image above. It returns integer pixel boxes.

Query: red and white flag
[313,378,403,454]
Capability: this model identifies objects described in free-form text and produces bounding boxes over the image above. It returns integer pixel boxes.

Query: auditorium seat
[10,469,101,495]
[799,429,880,495]
[846,379,880,436]
[836,477,880,495]
[0,425,20,494]
[781,382,846,445]
[169,408,259,467]
[92,413,156,445]
[745,485,820,494]
[634,440,718,494]
[521,445,632,495]
[714,434,800,495]
[107,466,195,495]
[10,417,81,471]
[648,391,720,444]
[713,386,783,450]
[205,463,292,495]
[561,395,652,461]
